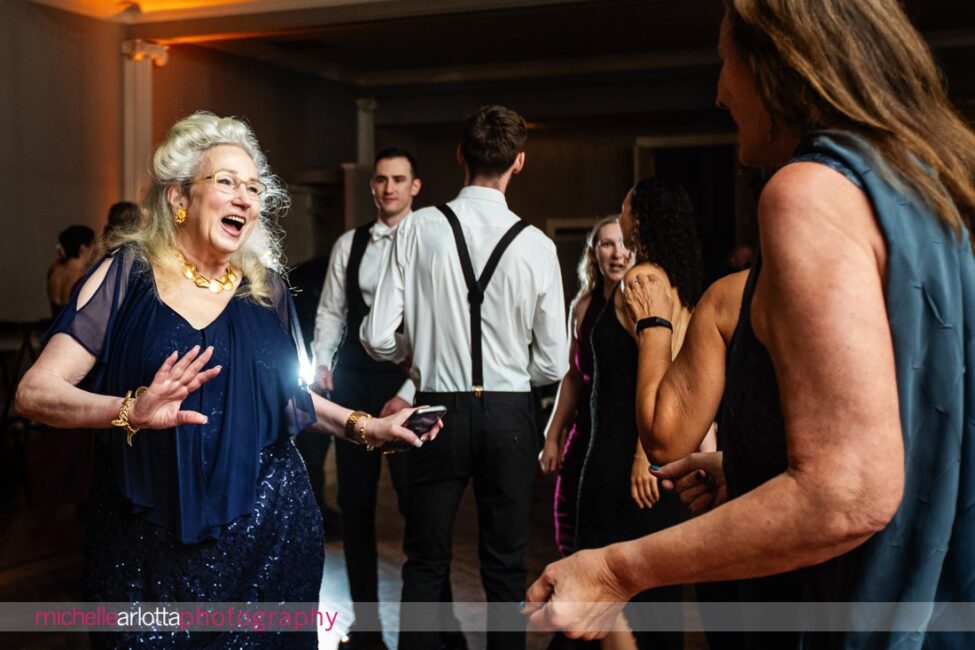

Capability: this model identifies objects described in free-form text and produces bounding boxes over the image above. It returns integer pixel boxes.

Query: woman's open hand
[623,269,674,323]
[128,345,222,430]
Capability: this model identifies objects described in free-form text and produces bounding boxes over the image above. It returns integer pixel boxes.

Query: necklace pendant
[175,251,236,293]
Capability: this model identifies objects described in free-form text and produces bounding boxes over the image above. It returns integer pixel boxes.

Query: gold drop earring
[174,205,187,225]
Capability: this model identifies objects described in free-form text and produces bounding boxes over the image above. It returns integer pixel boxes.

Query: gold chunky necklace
[175,251,239,293]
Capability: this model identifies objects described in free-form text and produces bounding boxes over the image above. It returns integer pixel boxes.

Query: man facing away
[311,147,421,650]
[362,106,569,650]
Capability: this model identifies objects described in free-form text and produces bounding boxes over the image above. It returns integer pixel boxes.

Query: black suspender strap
[437,203,530,395]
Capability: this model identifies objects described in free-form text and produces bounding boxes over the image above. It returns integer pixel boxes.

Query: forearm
[633,435,648,462]
[16,368,125,430]
[311,326,342,371]
[307,391,356,438]
[635,328,686,461]
[312,292,345,370]
[604,470,879,595]
[543,369,583,442]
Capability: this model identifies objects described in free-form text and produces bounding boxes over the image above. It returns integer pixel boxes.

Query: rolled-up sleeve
[528,244,569,386]
[312,231,353,370]
[361,223,409,363]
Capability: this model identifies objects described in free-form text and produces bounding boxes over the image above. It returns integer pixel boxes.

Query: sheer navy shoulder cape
[48,247,316,544]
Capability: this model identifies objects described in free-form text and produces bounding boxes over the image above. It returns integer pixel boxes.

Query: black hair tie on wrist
[636,316,673,333]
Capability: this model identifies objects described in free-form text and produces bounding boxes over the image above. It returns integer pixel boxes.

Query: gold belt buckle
[473,385,483,397]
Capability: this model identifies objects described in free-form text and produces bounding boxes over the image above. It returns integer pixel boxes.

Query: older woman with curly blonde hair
[17,112,437,648]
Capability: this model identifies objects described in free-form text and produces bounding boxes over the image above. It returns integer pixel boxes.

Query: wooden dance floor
[0,427,706,649]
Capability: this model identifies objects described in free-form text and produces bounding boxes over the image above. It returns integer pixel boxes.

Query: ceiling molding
[201,40,351,82]
[198,41,718,87]
[124,0,591,36]
[29,0,404,23]
[193,28,975,90]
[350,49,719,87]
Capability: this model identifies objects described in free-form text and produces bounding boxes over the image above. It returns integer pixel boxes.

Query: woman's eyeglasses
[193,171,267,198]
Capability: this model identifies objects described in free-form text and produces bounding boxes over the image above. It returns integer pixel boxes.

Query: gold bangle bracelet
[355,413,374,451]
[345,411,375,450]
[112,386,148,446]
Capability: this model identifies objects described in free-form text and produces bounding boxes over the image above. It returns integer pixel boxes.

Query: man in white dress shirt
[312,147,421,650]
[362,106,569,650]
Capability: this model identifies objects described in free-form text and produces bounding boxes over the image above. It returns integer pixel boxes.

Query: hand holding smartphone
[382,405,447,454]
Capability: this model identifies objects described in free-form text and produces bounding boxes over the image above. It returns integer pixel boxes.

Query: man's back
[364,185,566,393]
[361,105,568,650]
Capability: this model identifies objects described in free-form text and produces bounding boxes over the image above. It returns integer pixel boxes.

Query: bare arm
[18,333,126,429]
[539,297,588,473]
[18,258,221,431]
[629,271,747,463]
[307,389,443,450]
[526,163,904,636]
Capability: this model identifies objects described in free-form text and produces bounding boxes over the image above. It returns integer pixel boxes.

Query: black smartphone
[382,406,447,454]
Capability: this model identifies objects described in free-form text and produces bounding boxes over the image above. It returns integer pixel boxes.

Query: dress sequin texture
[48,248,325,648]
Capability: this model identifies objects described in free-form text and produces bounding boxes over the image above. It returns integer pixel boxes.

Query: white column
[121,39,168,203]
[356,97,377,167]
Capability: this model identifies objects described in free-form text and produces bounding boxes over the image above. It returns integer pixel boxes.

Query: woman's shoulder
[571,292,593,321]
[624,261,669,284]
[761,162,882,269]
[693,270,749,344]
[265,268,290,302]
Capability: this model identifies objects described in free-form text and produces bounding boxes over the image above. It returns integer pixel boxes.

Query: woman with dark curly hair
[572,177,704,650]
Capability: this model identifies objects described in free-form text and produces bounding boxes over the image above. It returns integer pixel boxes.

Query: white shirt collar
[370,214,406,242]
[458,185,508,205]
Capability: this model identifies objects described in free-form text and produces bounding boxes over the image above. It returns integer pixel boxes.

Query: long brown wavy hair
[725,0,975,242]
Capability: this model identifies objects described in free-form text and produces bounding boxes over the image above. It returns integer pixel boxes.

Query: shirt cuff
[396,379,416,405]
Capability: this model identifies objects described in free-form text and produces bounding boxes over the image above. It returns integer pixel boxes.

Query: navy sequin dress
[48,247,324,648]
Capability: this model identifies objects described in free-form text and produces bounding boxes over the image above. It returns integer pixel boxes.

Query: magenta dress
[552,291,606,557]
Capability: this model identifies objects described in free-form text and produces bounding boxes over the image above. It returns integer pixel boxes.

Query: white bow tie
[370,224,394,242]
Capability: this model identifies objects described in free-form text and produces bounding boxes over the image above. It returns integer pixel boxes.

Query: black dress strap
[437,203,530,394]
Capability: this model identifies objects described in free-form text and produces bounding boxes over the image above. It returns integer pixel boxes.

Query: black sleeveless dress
[716,253,805,648]
[576,288,682,650]
[553,291,605,557]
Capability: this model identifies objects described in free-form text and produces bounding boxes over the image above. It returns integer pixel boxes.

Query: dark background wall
[152,45,358,181]
[4,0,975,320]
[1,1,123,321]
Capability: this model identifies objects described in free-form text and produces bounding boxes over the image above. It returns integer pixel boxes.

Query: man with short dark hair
[311,147,421,650]
[363,106,569,650]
